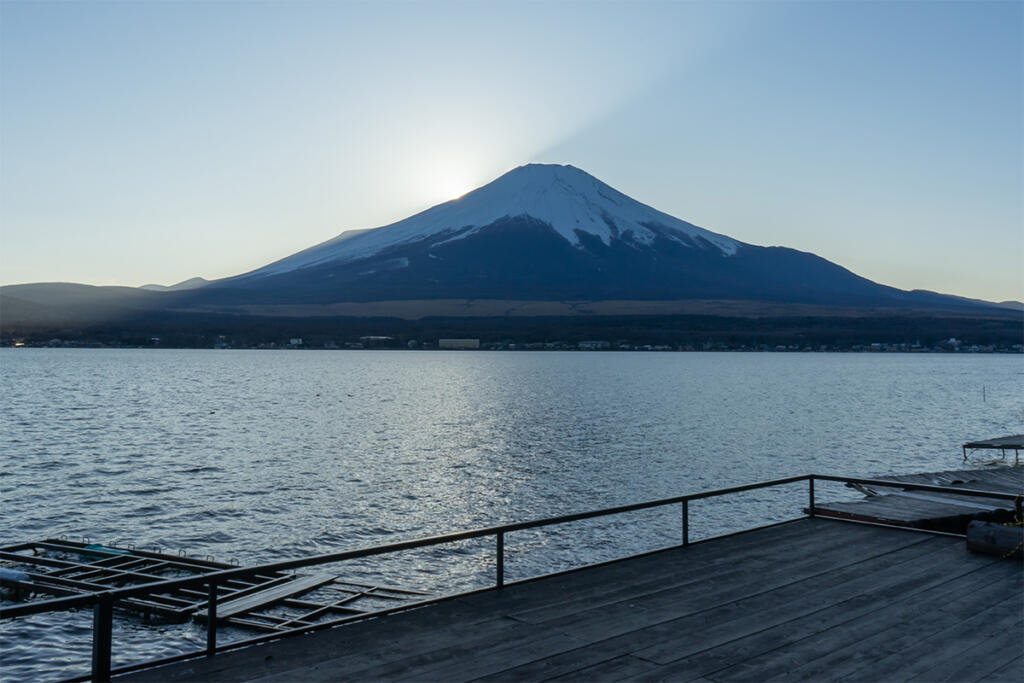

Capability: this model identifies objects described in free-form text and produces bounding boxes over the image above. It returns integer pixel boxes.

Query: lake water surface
[2,349,1021,680]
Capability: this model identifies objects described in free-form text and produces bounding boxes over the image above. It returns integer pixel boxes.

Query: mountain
[186,164,1001,312]
[0,283,166,329]
[140,277,210,292]
[1,164,1017,335]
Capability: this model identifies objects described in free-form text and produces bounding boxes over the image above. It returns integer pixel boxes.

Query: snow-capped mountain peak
[246,164,739,278]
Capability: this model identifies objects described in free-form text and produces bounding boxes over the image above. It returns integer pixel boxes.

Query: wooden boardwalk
[815,468,1023,531]
[122,518,1023,682]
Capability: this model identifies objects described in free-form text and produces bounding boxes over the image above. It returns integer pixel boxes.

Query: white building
[439,339,480,350]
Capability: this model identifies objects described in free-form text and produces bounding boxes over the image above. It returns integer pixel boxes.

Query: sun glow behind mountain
[423,160,479,204]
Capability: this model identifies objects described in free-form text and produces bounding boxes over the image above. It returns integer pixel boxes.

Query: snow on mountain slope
[245,164,739,278]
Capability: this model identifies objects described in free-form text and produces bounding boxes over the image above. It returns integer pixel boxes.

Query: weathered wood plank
[394,629,585,682]
[980,655,1024,683]
[472,640,640,682]
[546,653,660,681]
[198,573,337,620]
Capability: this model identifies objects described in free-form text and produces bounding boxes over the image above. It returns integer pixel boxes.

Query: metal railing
[2,473,1019,682]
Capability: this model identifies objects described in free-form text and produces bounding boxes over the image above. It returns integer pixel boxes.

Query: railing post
[681,499,689,546]
[91,593,113,682]
[206,580,218,655]
[808,477,816,518]
[496,531,505,588]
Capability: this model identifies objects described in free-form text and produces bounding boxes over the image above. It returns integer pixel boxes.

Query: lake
[1,349,1021,680]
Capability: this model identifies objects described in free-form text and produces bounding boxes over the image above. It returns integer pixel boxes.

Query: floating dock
[814,467,1023,532]
[122,518,1023,682]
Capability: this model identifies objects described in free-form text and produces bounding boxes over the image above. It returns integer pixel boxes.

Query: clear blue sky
[1,0,1021,301]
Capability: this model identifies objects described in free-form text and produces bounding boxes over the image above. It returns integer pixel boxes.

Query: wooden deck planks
[505,522,908,627]
[460,518,830,619]
[472,640,643,682]
[121,518,1022,683]
[529,527,932,645]
[829,591,1024,682]
[700,567,1019,681]
[546,654,660,681]
[895,618,1024,683]
[634,546,1013,680]
[625,541,984,667]
[983,656,1024,683]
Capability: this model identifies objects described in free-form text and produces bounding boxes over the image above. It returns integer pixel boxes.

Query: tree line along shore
[2,312,1020,352]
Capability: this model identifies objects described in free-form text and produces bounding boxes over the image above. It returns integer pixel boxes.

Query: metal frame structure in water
[0,539,426,634]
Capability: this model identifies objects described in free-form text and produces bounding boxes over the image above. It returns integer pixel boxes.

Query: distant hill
[0,283,170,329]
[140,277,210,292]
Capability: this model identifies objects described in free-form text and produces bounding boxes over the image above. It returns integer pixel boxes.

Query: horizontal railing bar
[502,475,812,533]
[6,473,1019,621]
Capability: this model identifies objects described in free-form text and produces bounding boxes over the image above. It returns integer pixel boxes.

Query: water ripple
[1,349,1021,680]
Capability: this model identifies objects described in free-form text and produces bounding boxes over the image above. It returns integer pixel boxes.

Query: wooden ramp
[121,518,1023,683]
[814,468,1023,532]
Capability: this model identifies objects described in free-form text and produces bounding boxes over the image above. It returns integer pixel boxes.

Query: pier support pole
[808,477,816,518]
[496,532,505,588]
[682,500,689,546]
[91,593,113,682]
[206,581,218,655]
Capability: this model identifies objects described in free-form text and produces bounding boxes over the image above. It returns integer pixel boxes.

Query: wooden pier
[814,468,1023,532]
[4,471,1020,681]
[123,517,1023,682]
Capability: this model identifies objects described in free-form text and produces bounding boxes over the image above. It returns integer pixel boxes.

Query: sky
[1,0,1021,302]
